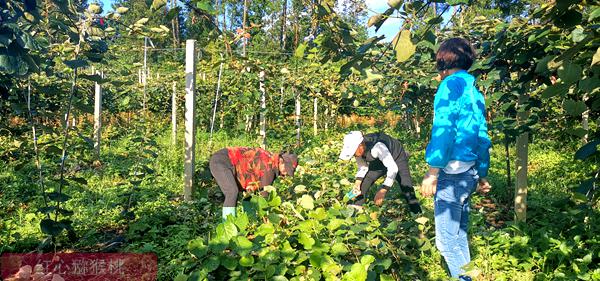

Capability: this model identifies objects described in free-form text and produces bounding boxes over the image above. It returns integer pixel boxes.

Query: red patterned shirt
[227,147,279,190]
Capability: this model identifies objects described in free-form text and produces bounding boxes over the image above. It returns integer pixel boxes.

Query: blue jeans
[434,168,478,281]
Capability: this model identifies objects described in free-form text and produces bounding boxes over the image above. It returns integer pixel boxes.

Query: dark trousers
[355,158,422,214]
[209,149,239,207]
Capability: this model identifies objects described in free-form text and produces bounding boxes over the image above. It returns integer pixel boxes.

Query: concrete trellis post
[184,40,197,202]
[94,70,103,159]
[171,81,177,145]
[143,37,148,111]
[295,89,301,147]
[313,96,318,137]
[259,70,266,148]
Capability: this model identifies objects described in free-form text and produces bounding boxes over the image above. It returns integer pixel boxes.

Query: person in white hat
[339,131,421,213]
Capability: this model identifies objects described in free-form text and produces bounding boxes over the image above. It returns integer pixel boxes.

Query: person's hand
[420,174,438,197]
[246,183,259,192]
[374,188,387,206]
[477,178,491,194]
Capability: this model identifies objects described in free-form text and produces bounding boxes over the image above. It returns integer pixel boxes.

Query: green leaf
[202,255,220,272]
[136,18,149,25]
[571,27,586,43]
[415,216,429,225]
[592,47,600,66]
[268,195,282,207]
[330,243,348,256]
[578,77,600,93]
[380,274,395,281]
[234,236,253,255]
[327,219,345,231]
[298,233,315,249]
[564,99,587,116]
[151,0,166,10]
[173,274,187,281]
[589,6,600,21]
[188,238,208,258]
[295,43,307,58]
[116,6,129,14]
[64,59,88,69]
[447,0,469,5]
[40,219,64,236]
[554,9,583,28]
[297,194,314,210]
[427,16,443,24]
[38,206,56,214]
[367,14,384,28]
[239,255,254,267]
[0,46,29,76]
[342,262,368,281]
[294,185,307,193]
[216,221,238,241]
[166,7,181,21]
[360,255,375,266]
[47,192,71,202]
[363,69,383,84]
[575,140,599,160]
[69,177,87,185]
[88,3,103,14]
[558,62,582,85]
[255,223,275,236]
[387,0,402,9]
[188,270,208,281]
[196,1,216,15]
[233,212,249,232]
[541,83,570,98]
[392,30,416,63]
[220,255,238,270]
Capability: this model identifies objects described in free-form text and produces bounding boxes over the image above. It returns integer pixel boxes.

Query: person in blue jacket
[419,38,492,281]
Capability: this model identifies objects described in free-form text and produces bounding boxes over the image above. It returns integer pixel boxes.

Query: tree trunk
[242,0,248,57]
[171,0,179,48]
[280,0,287,50]
[515,92,529,222]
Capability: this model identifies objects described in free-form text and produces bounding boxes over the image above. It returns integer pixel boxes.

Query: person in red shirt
[209,147,298,220]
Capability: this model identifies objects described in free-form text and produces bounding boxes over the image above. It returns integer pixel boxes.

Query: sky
[97,0,418,42]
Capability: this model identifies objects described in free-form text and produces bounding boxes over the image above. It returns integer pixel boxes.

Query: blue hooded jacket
[425,70,492,177]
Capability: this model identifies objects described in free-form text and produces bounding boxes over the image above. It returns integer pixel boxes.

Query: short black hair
[436,38,476,71]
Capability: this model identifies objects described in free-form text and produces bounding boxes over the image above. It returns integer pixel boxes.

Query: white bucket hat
[339,131,364,160]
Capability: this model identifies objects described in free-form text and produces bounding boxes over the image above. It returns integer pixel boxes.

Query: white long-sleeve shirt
[355,142,398,187]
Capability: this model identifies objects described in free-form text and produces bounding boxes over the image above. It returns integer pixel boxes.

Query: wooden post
[515,92,529,222]
[184,40,197,202]
[171,81,177,145]
[259,70,266,148]
[313,96,318,137]
[94,70,103,159]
